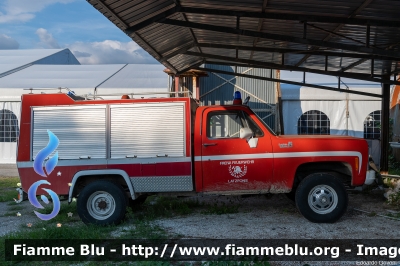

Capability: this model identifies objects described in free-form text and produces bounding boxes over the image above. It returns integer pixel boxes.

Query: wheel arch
[68,170,135,203]
[291,161,353,190]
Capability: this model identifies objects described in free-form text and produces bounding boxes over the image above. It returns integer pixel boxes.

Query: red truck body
[16,93,370,224]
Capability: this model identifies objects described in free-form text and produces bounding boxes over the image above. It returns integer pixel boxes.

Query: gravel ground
[155,193,400,239]
[0,164,18,178]
[0,200,40,236]
[153,193,400,266]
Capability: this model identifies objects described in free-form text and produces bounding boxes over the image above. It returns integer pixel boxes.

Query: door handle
[203,143,217,147]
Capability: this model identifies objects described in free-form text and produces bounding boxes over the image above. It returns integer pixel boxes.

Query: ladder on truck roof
[23,87,193,100]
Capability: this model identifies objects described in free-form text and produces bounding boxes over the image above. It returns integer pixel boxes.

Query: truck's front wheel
[295,173,348,223]
[77,180,127,225]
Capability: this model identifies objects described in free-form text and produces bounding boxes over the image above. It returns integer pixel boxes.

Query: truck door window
[207,111,244,139]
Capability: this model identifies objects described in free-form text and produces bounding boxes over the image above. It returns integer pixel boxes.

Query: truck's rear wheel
[77,180,127,225]
[295,173,348,223]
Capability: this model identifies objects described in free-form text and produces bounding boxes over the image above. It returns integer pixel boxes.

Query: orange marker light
[355,157,359,172]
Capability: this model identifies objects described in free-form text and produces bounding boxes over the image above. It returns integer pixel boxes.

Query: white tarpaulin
[281,71,382,137]
[347,100,382,138]
[0,101,21,163]
[0,49,168,164]
[0,49,79,78]
[0,62,167,163]
[282,100,347,135]
[0,64,168,99]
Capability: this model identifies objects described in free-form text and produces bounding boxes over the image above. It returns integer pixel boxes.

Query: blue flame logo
[29,130,61,221]
[33,130,59,177]
[28,180,61,220]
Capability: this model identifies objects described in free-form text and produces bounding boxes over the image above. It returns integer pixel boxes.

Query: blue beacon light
[233,91,242,105]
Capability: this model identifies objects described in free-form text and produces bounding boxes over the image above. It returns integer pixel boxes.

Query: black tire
[77,180,127,225]
[129,195,148,208]
[295,173,348,223]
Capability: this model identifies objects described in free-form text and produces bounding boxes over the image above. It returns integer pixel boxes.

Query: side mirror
[240,127,253,139]
[243,96,250,105]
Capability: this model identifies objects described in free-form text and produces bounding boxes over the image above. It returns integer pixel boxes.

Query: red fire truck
[16,91,372,224]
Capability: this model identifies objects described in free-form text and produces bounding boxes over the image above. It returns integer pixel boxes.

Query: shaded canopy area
[87,0,400,87]
[87,0,400,172]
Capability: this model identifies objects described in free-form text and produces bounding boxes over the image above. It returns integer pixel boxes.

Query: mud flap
[15,188,27,203]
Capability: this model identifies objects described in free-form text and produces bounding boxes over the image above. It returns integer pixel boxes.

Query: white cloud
[0,34,19,49]
[69,40,158,64]
[36,28,60,48]
[0,0,76,23]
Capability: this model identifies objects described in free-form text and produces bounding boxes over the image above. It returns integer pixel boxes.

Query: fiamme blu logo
[28,130,61,221]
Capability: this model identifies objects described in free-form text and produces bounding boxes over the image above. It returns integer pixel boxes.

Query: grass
[389,167,400,176]
[132,196,242,219]
[384,156,400,205]
[134,196,203,220]
[0,177,20,202]
[0,222,118,265]
[385,211,400,219]
[389,155,400,176]
[119,220,168,239]
[202,201,239,215]
[38,201,80,224]
[3,211,21,217]
[0,177,20,189]
[2,205,25,217]
[6,205,25,211]
[0,178,262,265]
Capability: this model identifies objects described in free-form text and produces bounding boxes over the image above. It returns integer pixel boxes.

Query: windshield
[250,109,277,136]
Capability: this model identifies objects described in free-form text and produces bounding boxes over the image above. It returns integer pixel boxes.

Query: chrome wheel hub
[308,185,338,214]
[87,191,116,220]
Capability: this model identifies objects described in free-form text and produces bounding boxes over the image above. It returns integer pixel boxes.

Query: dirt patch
[1,190,399,265]
[0,200,39,236]
[0,164,18,178]
[153,192,400,240]
[1,190,399,238]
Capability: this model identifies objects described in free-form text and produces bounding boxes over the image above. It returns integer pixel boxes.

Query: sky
[0,0,158,64]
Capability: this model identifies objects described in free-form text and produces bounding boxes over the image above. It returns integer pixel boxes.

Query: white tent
[0,49,79,78]
[0,49,167,164]
[0,64,167,98]
[280,71,382,137]
[280,71,383,165]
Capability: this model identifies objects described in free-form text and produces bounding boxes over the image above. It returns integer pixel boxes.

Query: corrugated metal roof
[87,0,400,86]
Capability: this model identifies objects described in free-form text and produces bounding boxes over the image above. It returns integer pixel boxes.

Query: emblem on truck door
[279,142,293,148]
[229,165,247,178]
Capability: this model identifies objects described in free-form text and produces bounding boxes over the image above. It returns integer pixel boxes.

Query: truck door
[201,107,273,192]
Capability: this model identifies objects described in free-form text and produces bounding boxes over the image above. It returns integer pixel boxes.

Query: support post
[195,76,200,100]
[380,81,390,174]
[325,55,328,71]
[276,70,284,135]
[174,76,180,97]
[371,59,374,77]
